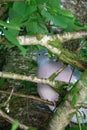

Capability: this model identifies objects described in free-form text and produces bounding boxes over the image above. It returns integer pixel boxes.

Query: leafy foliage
[0,20,20,30]
[79,39,87,61]
[3,29,26,56]
[11,0,87,32]
[0,1,87,130]
[0,0,87,55]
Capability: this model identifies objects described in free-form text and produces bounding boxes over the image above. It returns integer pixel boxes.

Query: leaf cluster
[0,0,87,55]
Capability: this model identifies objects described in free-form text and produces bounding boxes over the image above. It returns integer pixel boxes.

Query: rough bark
[48,70,87,130]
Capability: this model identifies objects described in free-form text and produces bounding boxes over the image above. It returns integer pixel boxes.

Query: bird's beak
[44,53,51,58]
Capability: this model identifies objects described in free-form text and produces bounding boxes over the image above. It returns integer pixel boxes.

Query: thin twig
[77,40,87,52]
[69,67,75,83]
[0,90,53,105]
[49,64,66,80]
[4,88,14,106]
[0,109,29,130]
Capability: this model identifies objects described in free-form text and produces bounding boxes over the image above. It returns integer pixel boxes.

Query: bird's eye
[38,53,41,56]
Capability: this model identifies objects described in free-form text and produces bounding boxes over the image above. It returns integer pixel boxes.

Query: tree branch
[0,90,54,106]
[0,71,66,90]
[48,70,87,130]
[4,88,14,107]
[17,31,87,71]
[77,40,87,52]
[18,31,87,46]
[0,109,29,130]
[49,65,66,80]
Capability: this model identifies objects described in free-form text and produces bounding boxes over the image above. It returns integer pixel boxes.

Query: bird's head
[36,49,50,67]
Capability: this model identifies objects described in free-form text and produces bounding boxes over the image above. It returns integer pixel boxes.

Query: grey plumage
[36,49,80,111]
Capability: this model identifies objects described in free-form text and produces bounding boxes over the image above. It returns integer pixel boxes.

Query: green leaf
[47,0,61,9]
[13,2,27,17]
[11,120,19,130]
[58,8,74,18]
[66,125,86,130]
[41,9,67,28]
[6,28,19,37]
[25,5,37,16]
[26,21,48,34]
[27,0,37,5]
[76,112,82,130]
[9,9,23,24]
[36,0,48,5]
[71,94,78,106]
[47,0,74,19]
[0,78,5,87]
[13,2,36,18]
[75,19,84,26]
[29,126,37,130]
[71,87,81,106]
[41,7,87,32]
[3,29,26,56]
[72,87,81,94]
[0,20,20,30]
[73,23,87,31]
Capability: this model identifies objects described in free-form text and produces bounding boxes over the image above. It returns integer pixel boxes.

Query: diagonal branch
[17,31,87,71]
[0,109,29,130]
[48,70,87,130]
[49,65,66,81]
[4,88,14,107]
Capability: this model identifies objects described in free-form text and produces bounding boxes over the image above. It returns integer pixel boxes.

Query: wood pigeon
[36,49,80,111]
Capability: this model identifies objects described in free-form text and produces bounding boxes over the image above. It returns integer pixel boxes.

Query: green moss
[48,36,62,49]
[36,34,44,40]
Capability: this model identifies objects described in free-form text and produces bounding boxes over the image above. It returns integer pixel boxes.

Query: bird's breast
[37,62,62,78]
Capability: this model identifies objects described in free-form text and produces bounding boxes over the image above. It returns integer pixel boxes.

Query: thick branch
[56,31,87,43]
[48,70,87,130]
[0,71,66,89]
[17,31,87,71]
[18,31,87,46]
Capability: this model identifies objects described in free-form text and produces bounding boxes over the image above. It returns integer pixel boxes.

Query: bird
[36,49,80,111]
